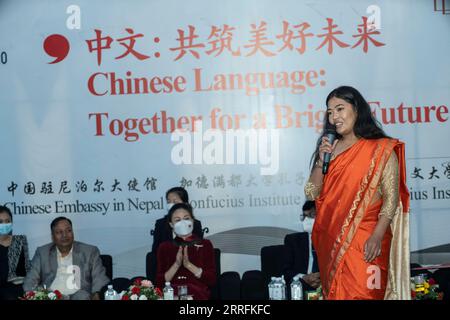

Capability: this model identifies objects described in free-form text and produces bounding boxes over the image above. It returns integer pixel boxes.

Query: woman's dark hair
[302,200,315,212]
[311,86,389,168]
[50,216,72,232]
[0,205,13,222]
[165,187,189,203]
[167,203,195,223]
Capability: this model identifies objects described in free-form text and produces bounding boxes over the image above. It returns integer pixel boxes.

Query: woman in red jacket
[156,203,216,300]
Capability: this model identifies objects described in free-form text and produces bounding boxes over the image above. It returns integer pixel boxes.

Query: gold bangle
[315,160,323,168]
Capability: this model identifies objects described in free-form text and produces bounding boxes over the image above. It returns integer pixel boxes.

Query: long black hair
[0,205,13,222]
[165,187,189,203]
[167,203,195,223]
[310,86,389,168]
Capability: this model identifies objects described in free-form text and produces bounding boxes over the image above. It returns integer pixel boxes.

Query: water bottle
[104,284,117,300]
[271,278,280,300]
[272,277,285,300]
[268,277,275,300]
[290,276,303,300]
[163,282,174,300]
[281,275,287,300]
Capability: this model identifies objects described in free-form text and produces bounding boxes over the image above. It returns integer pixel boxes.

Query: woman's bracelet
[194,268,203,278]
[314,160,323,168]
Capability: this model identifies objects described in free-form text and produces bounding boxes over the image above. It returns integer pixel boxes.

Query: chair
[260,245,285,299]
[260,245,285,284]
[219,271,241,300]
[214,248,221,276]
[210,248,221,300]
[241,270,265,300]
[146,251,157,283]
[100,254,113,280]
[111,277,132,293]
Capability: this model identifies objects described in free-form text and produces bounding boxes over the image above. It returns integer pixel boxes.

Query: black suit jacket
[151,216,204,253]
[283,232,319,293]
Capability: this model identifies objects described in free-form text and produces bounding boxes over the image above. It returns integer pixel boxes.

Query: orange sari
[311,138,410,299]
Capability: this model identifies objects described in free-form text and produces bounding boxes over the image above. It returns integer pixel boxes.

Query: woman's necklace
[332,137,360,159]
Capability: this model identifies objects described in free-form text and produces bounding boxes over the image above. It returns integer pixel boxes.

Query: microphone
[322,128,337,175]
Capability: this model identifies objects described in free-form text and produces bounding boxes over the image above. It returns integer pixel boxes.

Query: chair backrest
[214,248,221,277]
[111,277,132,293]
[260,245,285,286]
[146,251,157,283]
[100,254,113,280]
[241,270,266,300]
[207,248,221,300]
[219,271,241,300]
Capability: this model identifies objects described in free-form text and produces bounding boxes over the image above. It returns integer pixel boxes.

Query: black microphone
[322,128,337,175]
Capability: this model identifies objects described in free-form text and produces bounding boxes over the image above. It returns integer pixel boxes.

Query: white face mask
[173,219,193,236]
[167,203,174,211]
[302,217,315,234]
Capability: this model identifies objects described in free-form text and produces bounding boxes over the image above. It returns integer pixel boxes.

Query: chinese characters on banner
[6,172,306,198]
[86,17,385,65]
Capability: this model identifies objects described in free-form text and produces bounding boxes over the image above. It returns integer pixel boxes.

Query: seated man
[23,217,109,300]
[283,201,320,296]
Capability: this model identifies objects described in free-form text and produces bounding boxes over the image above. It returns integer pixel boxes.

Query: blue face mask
[0,223,12,235]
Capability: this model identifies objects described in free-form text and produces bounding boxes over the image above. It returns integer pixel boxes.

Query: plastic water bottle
[271,278,280,300]
[272,277,285,300]
[281,275,287,300]
[268,277,276,300]
[290,276,303,300]
[163,282,174,300]
[104,284,117,300]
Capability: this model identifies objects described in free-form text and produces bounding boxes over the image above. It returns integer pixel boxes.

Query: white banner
[0,0,449,277]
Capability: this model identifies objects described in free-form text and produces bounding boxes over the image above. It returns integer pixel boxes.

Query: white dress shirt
[294,232,314,280]
[50,247,79,295]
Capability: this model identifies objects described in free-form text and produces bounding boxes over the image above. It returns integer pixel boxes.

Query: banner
[1,0,449,277]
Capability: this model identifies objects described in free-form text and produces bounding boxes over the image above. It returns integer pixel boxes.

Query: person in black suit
[283,200,320,297]
[151,187,203,253]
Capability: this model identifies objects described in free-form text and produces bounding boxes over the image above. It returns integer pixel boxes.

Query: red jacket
[156,236,216,300]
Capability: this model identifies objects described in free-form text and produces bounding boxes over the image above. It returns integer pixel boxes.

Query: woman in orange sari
[305,86,410,300]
